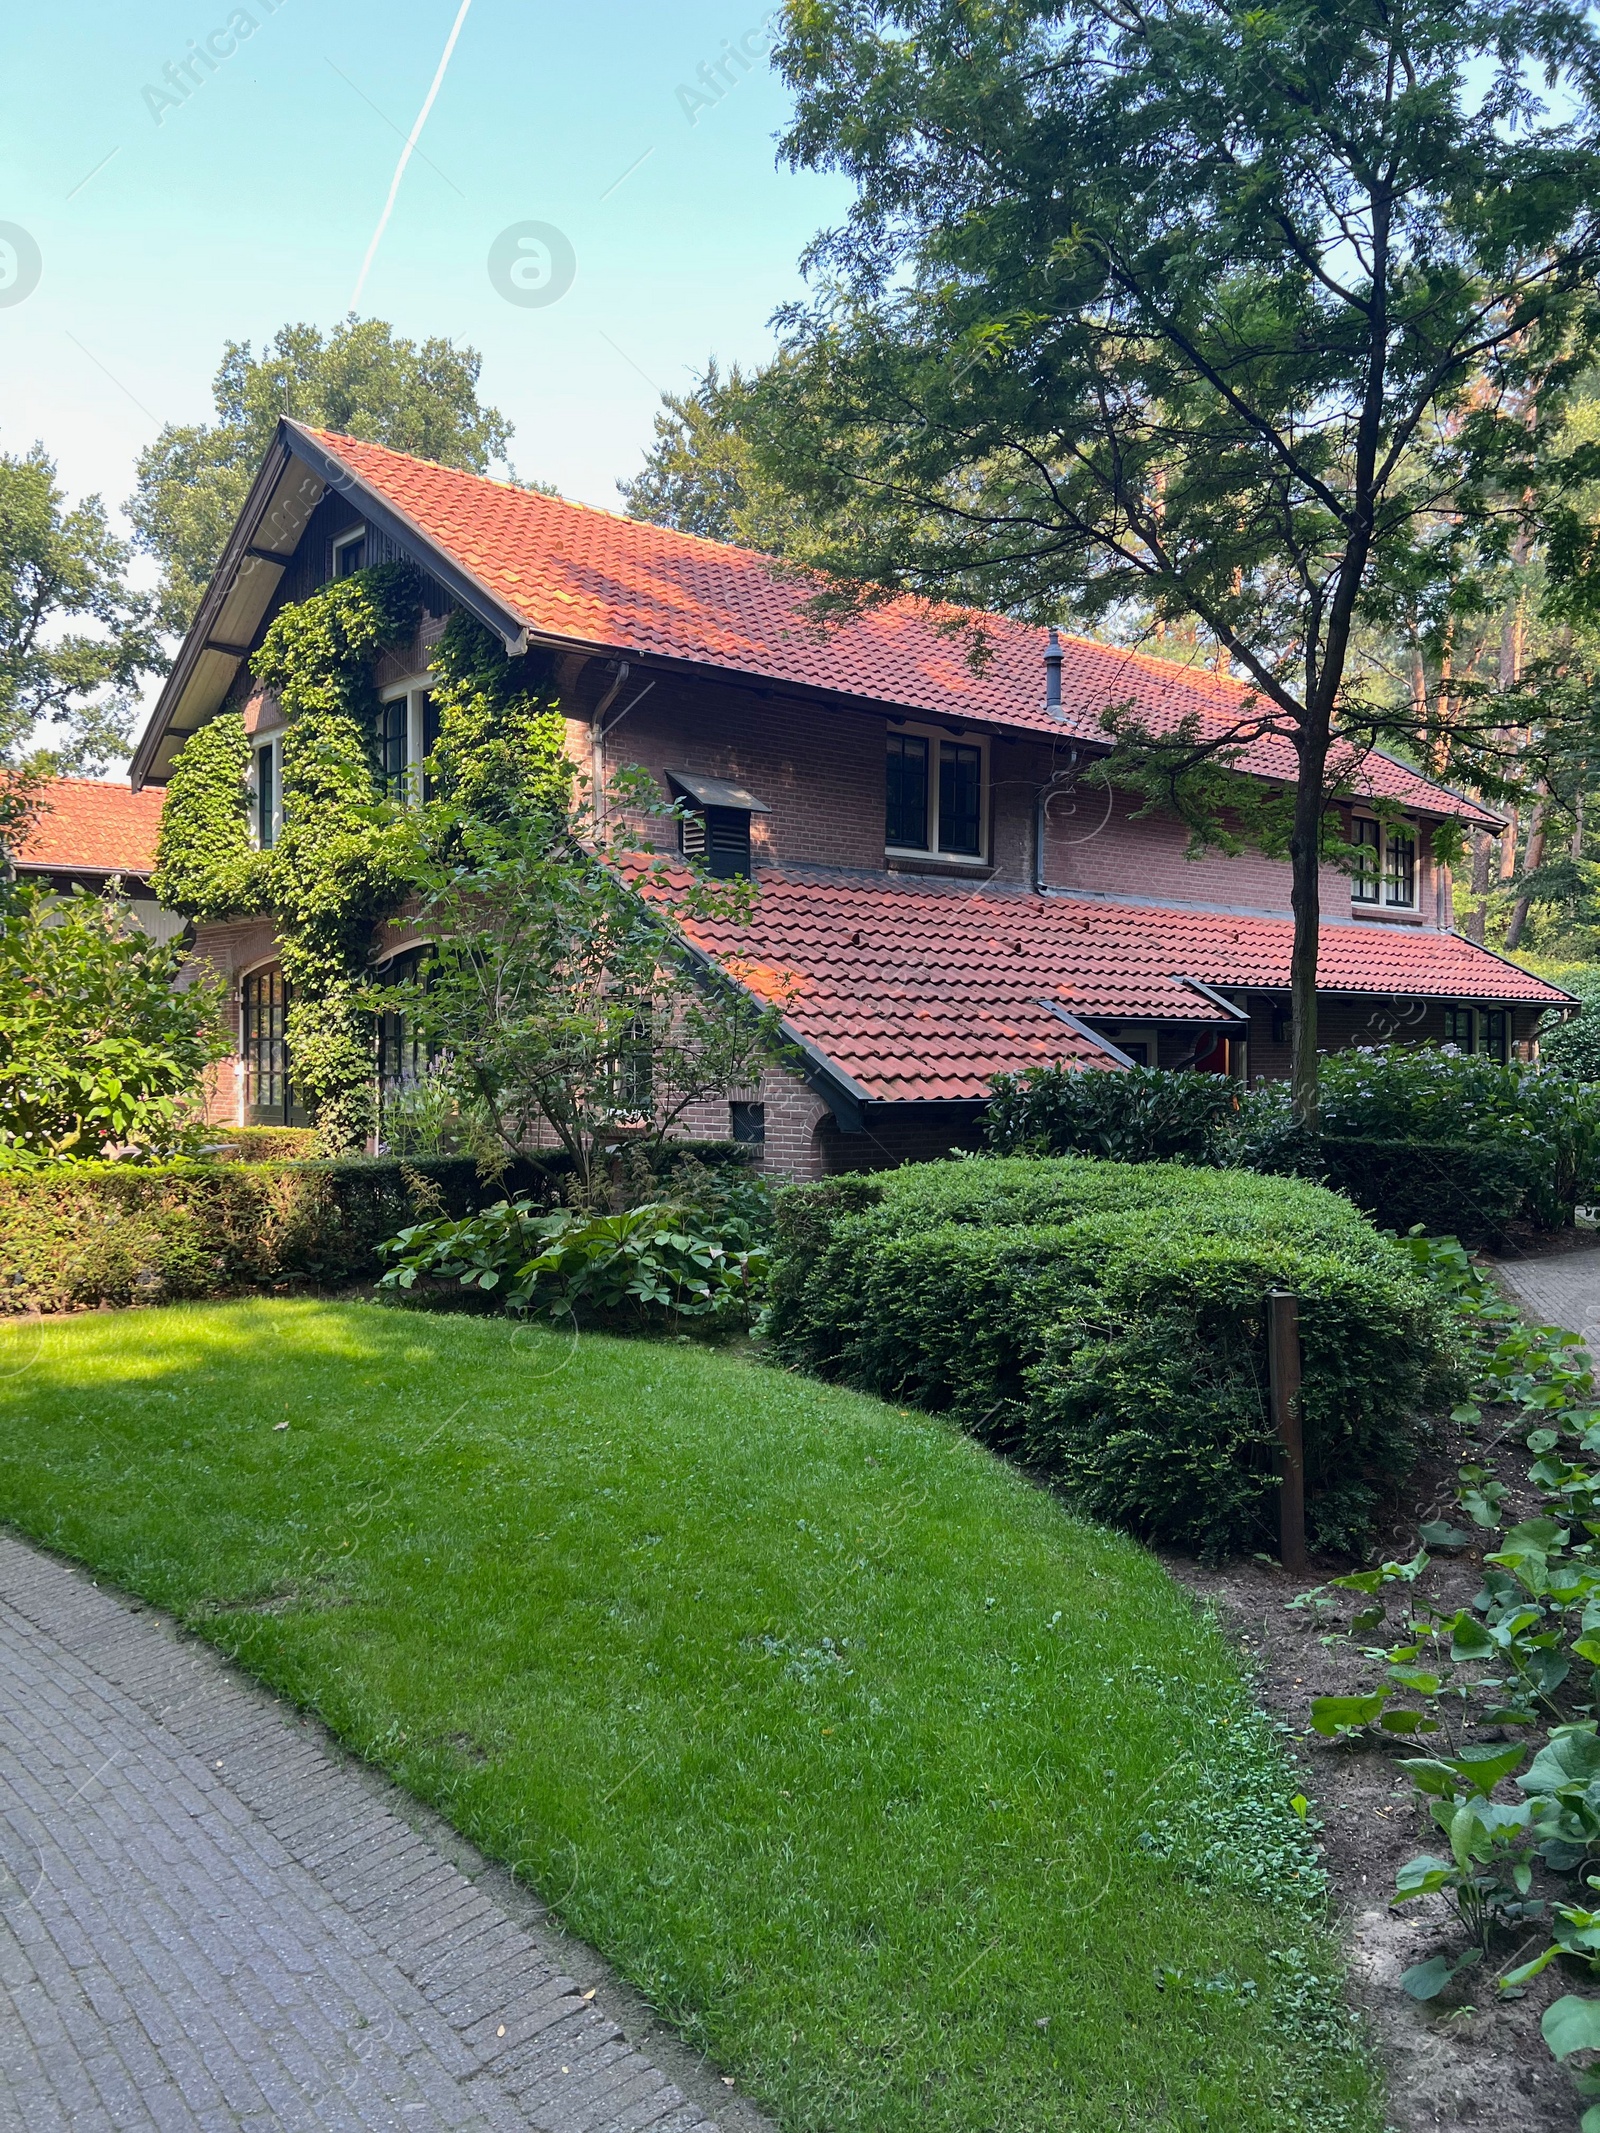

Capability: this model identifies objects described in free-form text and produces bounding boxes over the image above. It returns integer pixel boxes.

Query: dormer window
[333,528,367,578]
[886,722,987,862]
[669,770,770,879]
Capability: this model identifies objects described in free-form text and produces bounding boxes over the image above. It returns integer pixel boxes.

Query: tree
[619,359,809,555]
[392,789,787,1202]
[130,318,516,634]
[0,444,161,773]
[756,0,1600,1115]
[0,880,228,1160]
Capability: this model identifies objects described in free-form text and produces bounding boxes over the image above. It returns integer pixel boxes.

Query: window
[885,724,988,860]
[1118,1042,1149,1067]
[253,739,279,849]
[886,733,930,848]
[377,697,409,802]
[242,966,291,1120]
[376,948,431,1096]
[1482,1008,1509,1063]
[377,683,438,806]
[731,1100,766,1144]
[1351,817,1381,903]
[1444,1005,1475,1052]
[332,529,367,577]
[1385,827,1417,908]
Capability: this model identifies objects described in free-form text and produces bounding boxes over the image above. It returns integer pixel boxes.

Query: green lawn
[0,1301,1378,2133]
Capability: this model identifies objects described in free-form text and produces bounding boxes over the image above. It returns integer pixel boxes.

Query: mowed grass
[0,1302,1378,2133]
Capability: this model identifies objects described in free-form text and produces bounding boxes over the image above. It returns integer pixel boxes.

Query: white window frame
[378,677,436,807]
[1350,812,1418,912]
[885,719,990,866]
[332,526,368,578]
[250,737,282,849]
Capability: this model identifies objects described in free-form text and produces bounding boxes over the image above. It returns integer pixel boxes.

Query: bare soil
[1165,1239,1599,2133]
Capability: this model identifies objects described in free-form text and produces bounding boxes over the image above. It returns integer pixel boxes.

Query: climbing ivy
[425,609,572,823]
[152,562,575,1154]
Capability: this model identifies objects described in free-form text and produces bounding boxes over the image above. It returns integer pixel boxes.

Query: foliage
[393,804,787,1199]
[0,1297,1387,2132]
[129,319,515,633]
[0,1154,538,1312]
[423,609,572,825]
[148,711,262,918]
[0,441,162,771]
[767,1157,1454,1557]
[986,1060,1240,1163]
[1540,966,1600,1081]
[0,881,227,1160]
[378,1173,774,1327]
[619,358,804,553]
[756,0,1600,1111]
[205,1125,319,1162]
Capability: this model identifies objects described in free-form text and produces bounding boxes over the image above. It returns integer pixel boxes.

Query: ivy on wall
[153,562,572,1153]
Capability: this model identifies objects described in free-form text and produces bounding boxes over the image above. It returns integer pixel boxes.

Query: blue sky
[0,0,852,532]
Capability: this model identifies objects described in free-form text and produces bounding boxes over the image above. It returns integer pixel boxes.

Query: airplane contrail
[349,0,474,312]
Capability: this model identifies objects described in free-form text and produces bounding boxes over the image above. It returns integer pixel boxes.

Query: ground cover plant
[0,1299,1380,2133]
[768,1157,1456,1557]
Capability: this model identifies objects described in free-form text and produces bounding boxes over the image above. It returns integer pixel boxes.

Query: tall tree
[757,0,1600,1114]
[130,318,515,635]
[619,358,810,555]
[0,443,160,774]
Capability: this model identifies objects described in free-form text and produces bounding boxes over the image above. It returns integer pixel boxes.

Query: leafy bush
[0,881,229,1159]
[986,1060,1240,1162]
[768,1156,1456,1557]
[1244,1047,1600,1234]
[379,1197,769,1326]
[378,1166,774,1326]
[0,1156,555,1313]
[1538,966,1600,1080]
[202,1126,320,1163]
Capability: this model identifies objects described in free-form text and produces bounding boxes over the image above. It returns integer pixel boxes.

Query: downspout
[589,660,630,826]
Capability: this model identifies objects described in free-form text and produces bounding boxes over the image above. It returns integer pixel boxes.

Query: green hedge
[767,1157,1458,1558]
[0,1140,758,1315]
[0,1156,547,1313]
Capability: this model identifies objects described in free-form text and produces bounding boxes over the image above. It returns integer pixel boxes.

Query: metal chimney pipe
[1043,627,1063,715]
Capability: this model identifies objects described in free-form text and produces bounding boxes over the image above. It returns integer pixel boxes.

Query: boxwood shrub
[768,1156,1458,1558]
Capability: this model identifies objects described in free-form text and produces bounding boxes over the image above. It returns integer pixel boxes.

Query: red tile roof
[301,428,1497,827]
[646,866,1571,1103]
[11,778,164,875]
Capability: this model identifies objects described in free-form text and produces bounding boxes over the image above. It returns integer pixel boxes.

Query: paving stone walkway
[1492,1245,1600,1348]
[0,1532,736,2133]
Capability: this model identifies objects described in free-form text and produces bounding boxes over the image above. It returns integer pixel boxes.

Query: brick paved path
[1493,1246,1600,1349]
[0,1532,737,2133]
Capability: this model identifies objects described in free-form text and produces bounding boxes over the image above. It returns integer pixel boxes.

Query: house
[130,420,1573,1176]
[6,777,182,944]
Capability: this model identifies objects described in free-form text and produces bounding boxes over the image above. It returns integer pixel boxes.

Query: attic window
[669,770,770,880]
[333,529,367,578]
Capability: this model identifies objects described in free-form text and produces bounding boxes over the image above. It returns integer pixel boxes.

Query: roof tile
[12,778,164,875]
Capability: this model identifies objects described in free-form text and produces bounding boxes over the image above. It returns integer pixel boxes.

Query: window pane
[256,744,276,849]
[378,700,409,800]
[1351,818,1380,902]
[419,692,441,802]
[1483,1009,1508,1063]
[243,967,290,1118]
[938,742,982,856]
[335,534,366,577]
[1385,830,1415,906]
[1444,1006,1474,1052]
[886,733,929,848]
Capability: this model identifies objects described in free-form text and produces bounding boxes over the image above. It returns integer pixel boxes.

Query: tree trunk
[1503,790,1547,950]
[1288,740,1328,1124]
[1573,794,1586,862]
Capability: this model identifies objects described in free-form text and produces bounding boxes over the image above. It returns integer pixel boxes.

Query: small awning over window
[667,770,771,813]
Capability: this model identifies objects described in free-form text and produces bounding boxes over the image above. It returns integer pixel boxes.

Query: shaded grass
[0,1302,1380,2132]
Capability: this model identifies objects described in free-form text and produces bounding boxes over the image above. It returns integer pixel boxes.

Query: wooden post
[1267,1290,1310,1574]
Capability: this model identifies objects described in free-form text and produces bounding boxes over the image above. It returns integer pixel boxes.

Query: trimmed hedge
[0,1140,758,1314]
[767,1157,1458,1558]
[0,1157,551,1313]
